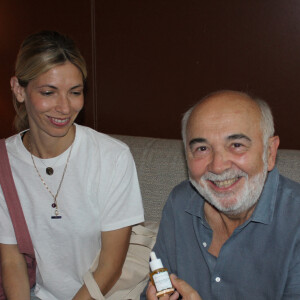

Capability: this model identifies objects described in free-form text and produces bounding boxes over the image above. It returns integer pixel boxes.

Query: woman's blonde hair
[13,30,87,132]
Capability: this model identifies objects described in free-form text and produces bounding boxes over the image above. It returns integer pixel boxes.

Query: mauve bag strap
[0,139,35,257]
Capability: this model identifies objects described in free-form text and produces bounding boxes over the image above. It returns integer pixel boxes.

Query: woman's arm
[73,226,132,300]
[0,243,30,300]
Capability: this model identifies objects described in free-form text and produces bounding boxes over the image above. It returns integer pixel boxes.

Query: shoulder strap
[0,139,35,258]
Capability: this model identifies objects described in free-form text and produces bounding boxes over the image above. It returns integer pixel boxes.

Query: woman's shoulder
[5,132,25,155]
[75,124,130,153]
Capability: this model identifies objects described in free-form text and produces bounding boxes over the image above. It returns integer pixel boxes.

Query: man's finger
[146,281,158,300]
[169,290,180,300]
[146,279,179,300]
[170,274,202,300]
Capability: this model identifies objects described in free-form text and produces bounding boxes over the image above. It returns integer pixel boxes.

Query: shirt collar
[185,183,205,219]
[185,167,279,225]
[250,167,279,224]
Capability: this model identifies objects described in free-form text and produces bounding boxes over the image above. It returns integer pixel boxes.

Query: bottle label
[153,272,173,292]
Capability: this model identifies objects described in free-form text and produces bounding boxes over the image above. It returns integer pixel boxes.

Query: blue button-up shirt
[141,168,300,300]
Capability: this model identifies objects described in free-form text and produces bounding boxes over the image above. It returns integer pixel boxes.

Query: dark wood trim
[90,0,97,130]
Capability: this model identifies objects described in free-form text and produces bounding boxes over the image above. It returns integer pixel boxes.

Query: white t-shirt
[0,124,144,300]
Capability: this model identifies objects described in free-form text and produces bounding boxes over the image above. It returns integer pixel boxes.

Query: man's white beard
[190,153,269,216]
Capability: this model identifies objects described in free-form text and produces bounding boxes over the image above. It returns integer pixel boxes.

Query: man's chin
[206,193,259,216]
[194,182,240,210]
[207,198,243,215]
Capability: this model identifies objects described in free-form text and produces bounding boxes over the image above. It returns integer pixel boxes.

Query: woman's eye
[71,90,83,96]
[72,91,82,96]
[40,91,53,96]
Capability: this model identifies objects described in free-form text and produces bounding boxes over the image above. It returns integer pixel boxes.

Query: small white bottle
[149,251,175,297]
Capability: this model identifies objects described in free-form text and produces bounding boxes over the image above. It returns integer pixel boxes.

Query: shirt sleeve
[100,148,144,231]
[0,185,17,244]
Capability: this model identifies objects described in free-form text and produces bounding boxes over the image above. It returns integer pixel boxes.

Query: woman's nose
[55,94,71,114]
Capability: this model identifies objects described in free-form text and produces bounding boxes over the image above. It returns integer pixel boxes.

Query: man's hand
[170,274,202,299]
[146,279,179,300]
[146,274,202,300]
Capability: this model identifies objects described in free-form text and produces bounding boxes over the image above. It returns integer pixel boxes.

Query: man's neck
[204,202,256,257]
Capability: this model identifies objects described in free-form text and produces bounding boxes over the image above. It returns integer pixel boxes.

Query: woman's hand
[146,274,202,300]
[73,226,132,299]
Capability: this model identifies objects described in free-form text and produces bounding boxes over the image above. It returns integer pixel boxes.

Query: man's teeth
[213,178,239,188]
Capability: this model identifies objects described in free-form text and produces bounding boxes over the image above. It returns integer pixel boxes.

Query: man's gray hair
[181,91,275,148]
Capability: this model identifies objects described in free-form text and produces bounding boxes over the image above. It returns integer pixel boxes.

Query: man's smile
[209,177,241,189]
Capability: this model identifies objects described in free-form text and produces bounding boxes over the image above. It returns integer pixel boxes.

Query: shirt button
[215,277,221,283]
[202,242,207,247]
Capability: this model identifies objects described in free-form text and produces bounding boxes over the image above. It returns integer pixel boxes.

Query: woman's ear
[10,76,25,103]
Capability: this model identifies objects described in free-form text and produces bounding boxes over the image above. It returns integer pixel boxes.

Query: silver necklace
[29,137,74,219]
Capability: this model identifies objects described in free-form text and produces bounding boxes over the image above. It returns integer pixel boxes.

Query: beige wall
[1,1,300,149]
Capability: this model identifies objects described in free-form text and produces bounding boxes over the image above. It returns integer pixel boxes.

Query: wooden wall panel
[93,1,300,149]
[1,1,300,149]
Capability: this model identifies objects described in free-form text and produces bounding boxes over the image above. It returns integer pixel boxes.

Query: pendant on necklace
[46,167,54,175]
[51,202,62,219]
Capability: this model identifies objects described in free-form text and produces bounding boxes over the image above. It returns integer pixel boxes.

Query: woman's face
[17,61,84,140]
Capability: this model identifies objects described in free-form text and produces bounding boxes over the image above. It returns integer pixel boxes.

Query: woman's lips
[48,116,71,126]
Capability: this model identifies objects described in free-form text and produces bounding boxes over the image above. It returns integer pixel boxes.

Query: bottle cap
[150,251,164,271]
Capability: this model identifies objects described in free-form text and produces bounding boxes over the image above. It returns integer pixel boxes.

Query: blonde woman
[0,31,144,300]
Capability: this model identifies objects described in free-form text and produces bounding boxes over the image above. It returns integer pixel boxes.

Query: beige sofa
[112,135,300,223]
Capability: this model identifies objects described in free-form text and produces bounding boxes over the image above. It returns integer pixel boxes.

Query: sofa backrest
[112,135,300,223]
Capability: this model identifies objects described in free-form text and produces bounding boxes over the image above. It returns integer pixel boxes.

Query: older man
[142,90,300,300]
